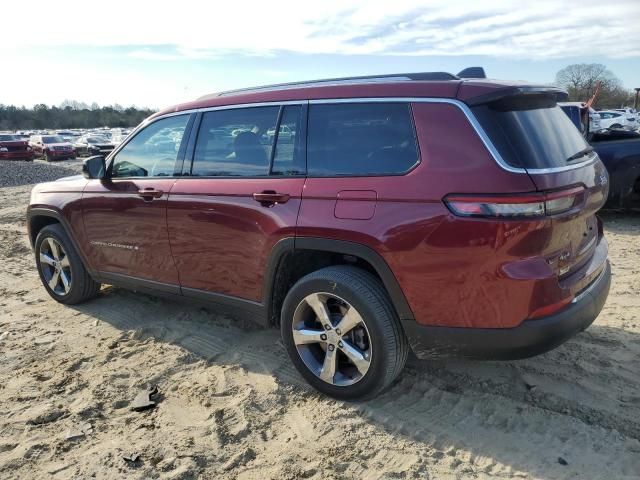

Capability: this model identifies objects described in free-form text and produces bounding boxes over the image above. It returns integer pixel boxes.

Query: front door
[167,104,306,303]
[82,114,192,286]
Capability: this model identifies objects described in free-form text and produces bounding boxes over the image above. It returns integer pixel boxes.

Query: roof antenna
[457,67,486,79]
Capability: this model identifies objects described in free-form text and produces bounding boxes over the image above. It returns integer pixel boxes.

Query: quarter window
[307,103,419,176]
[111,115,189,178]
[272,105,304,175]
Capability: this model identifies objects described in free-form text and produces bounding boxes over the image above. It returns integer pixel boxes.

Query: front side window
[307,103,419,176]
[111,115,189,178]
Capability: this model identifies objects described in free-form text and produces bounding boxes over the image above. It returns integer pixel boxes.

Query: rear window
[472,95,590,169]
[307,103,419,176]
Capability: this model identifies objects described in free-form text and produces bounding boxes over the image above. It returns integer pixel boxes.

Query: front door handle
[253,191,290,206]
[137,188,164,200]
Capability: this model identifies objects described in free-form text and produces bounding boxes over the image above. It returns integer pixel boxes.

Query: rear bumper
[403,260,611,360]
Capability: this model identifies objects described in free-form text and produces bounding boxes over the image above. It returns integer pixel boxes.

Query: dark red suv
[27,69,611,399]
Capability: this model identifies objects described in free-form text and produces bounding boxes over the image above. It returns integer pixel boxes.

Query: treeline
[555,64,637,109]
[0,103,156,130]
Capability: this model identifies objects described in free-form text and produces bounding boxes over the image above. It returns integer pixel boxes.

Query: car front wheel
[281,265,408,400]
[35,224,101,304]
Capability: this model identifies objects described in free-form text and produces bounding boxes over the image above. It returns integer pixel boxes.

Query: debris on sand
[130,385,159,412]
[123,452,140,464]
[64,422,93,441]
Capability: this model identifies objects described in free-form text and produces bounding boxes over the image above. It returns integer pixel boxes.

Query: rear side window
[307,103,419,176]
[472,95,590,169]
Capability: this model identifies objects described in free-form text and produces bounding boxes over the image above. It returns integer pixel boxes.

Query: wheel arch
[263,237,414,326]
[27,207,96,276]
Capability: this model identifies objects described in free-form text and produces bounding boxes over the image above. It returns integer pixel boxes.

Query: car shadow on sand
[69,283,640,479]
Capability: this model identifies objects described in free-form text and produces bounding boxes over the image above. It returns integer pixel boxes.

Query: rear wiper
[566,146,594,162]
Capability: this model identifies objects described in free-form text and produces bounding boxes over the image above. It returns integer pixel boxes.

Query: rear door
[167,103,306,303]
[82,114,192,287]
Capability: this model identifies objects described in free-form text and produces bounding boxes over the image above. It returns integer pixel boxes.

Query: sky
[1,0,639,110]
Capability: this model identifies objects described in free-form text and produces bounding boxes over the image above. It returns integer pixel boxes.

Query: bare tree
[555,63,632,109]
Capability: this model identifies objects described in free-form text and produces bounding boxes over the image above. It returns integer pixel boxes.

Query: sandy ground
[0,177,639,479]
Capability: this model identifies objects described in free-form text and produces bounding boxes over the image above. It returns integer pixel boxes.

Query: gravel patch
[0,160,83,188]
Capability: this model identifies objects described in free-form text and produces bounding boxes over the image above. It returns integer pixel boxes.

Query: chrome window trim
[525,151,599,174]
[118,97,597,177]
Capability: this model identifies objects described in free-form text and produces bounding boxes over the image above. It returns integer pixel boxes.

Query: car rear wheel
[35,224,101,304]
[280,265,408,400]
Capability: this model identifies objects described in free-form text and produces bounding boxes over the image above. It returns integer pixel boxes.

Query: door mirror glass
[83,155,106,179]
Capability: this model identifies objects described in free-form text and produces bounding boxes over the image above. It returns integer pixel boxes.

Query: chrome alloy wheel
[39,237,71,296]
[292,292,372,386]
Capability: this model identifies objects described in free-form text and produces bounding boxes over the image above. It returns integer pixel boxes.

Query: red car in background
[29,135,76,161]
[0,133,35,160]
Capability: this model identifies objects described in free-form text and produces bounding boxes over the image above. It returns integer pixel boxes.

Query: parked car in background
[598,110,636,130]
[110,130,132,145]
[0,133,35,161]
[613,107,637,116]
[73,135,115,157]
[27,69,611,399]
[266,124,295,143]
[561,103,640,209]
[559,102,602,139]
[29,135,76,161]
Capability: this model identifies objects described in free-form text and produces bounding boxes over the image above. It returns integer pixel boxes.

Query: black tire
[35,223,101,304]
[44,151,51,162]
[280,265,408,400]
[611,123,623,129]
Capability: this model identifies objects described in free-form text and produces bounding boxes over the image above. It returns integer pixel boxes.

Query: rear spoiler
[466,86,569,106]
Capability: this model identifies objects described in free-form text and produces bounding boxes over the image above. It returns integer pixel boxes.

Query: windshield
[0,134,19,141]
[86,137,106,144]
[42,136,66,144]
[472,95,589,169]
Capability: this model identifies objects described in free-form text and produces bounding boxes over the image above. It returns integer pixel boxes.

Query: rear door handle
[253,191,290,206]
[137,188,164,199]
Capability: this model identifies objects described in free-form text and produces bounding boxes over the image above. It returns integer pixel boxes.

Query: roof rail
[197,69,489,100]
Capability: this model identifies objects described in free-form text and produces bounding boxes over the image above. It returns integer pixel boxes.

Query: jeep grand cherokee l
[27,69,611,399]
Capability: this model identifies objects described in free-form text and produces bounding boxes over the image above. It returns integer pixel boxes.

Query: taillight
[445,186,584,219]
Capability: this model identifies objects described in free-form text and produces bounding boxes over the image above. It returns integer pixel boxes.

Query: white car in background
[588,108,601,132]
[612,108,638,130]
[598,110,636,130]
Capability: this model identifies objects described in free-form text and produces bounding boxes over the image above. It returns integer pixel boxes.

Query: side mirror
[82,155,106,179]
